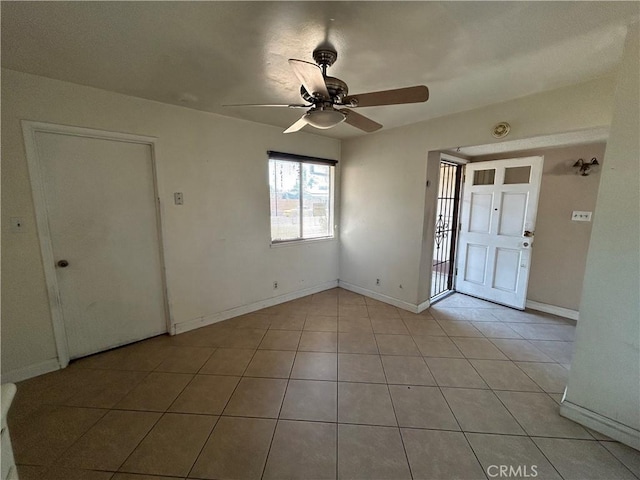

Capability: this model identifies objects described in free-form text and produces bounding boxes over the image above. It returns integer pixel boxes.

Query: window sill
[270,236,336,248]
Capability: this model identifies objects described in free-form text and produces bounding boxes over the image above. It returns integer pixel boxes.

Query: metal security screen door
[431,160,463,299]
[455,156,543,309]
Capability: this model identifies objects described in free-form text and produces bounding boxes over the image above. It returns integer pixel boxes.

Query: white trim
[440,152,470,165]
[173,280,338,334]
[21,120,171,366]
[0,359,60,384]
[416,298,431,314]
[526,300,579,321]
[560,400,640,450]
[338,281,421,313]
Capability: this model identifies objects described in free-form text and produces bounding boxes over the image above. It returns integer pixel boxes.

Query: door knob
[57,260,69,268]
[524,230,534,237]
[523,242,530,247]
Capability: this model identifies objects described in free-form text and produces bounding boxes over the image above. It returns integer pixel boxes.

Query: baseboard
[173,280,339,334]
[1,358,60,384]
[526,300,579,321]
[416,298,431,313]
[338,281,422,313]
[560,400,640,450]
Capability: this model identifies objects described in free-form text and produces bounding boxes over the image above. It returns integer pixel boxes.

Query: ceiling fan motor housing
[313,48,338,68]
[300,76,348,103]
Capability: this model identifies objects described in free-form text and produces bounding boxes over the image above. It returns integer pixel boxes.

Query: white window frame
[268,150,337,244]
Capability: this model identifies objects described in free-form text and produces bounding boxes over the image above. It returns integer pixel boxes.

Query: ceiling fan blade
[343,85,429,107]
[223,103,310,108]
[288,59,330,99]
[341,109,383,133]
[283,115,309,134]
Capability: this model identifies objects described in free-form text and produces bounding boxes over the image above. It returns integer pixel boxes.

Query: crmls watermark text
[487,465,538,478]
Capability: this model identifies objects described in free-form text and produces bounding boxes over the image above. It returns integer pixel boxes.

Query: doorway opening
[430,159,463,301]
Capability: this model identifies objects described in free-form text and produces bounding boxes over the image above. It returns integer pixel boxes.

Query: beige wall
[562,23,640,447]
[1,69,341,379]
[340,76,616,308]
[474,142,607,312]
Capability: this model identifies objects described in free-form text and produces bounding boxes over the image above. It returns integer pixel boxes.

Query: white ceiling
[2,2,638,139]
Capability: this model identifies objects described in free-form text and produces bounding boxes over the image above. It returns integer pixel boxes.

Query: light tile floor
[9,289,640,480]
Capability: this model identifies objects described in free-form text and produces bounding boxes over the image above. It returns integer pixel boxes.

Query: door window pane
[504,166,531,184]
[473,169,495,185]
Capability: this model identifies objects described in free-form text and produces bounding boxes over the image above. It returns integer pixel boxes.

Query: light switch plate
[571,211,592,222]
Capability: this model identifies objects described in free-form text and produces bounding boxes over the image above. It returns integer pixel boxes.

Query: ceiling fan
[225,46,429,134]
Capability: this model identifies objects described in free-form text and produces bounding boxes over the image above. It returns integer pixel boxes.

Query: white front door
[455,156,543,309]
[33,130,167,359]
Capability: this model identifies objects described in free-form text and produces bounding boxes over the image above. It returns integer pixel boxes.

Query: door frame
[22,121,172,368]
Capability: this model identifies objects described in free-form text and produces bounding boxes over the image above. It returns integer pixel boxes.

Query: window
[268,151,336,243]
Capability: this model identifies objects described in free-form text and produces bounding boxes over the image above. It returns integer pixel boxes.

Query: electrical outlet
[174,192,184,205]
[571,211,592,222]
[273,281,278,289]
[376,278,380,286]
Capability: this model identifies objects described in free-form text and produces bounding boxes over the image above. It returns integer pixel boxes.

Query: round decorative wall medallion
[492,122,511,138]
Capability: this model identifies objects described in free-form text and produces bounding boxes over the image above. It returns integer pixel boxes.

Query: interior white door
[35,132,167,359]
[455,156,543,309]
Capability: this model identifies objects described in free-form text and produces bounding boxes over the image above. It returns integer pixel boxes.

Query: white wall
[561,23,640,448]
[340,76,616,308]
[1,69,340,380]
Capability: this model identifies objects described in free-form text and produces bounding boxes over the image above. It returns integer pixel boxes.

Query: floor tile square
[452,337,508,359]
[381,356,435,385]
[291,352,337,380]
[338,304,369,318]
[338,424,411,480]
[402,318,446,337]
[308,303,338,316]
[515,361,569,393]
[34,467,113,480]
[437,320,484,337]
[412,335,463,357]
[338,354,386,383]
[244,350,295,378]
[190,416,275,480]
[268,314,306,330]
[370,318,409,334]
[490,338,555,362]
[304,315,338,332]
[154,346,215,373]
[600,441,640,477]
[169,375,240,414]
[61,369,149,409]
[430,307,499,322]
[389,385,458,429]
[470,359,541,391]
[120,413,216,477]
[263,420,337,479]
[528,340,574,364]
[375,334,420,356]
[114,372,193,412]
[338,382,396,426]
[507,323,575,341]
[366,305,401,319]
[220,328,266,348]
[402,428,486,479]
[12,405,106,466]
[495,391,591,438]
[57,410,161,471]
[258,330,301,350]
[299,331,337,352]
[338,290,366,305]
[441,388,525,435]
[198,348,255,376]
[338,318,373,333]
[533,438,637,479]
[338,332,378,354]
[425,358,488,388]
[466,433,562,479]
[223,377,287,418]
[280,380,337,422]
[471,322,523,339]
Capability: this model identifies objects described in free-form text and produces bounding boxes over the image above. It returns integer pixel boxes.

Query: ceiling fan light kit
[225,46,430,134]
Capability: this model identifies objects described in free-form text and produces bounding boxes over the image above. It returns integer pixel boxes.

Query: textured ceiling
[2,2,638,138]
